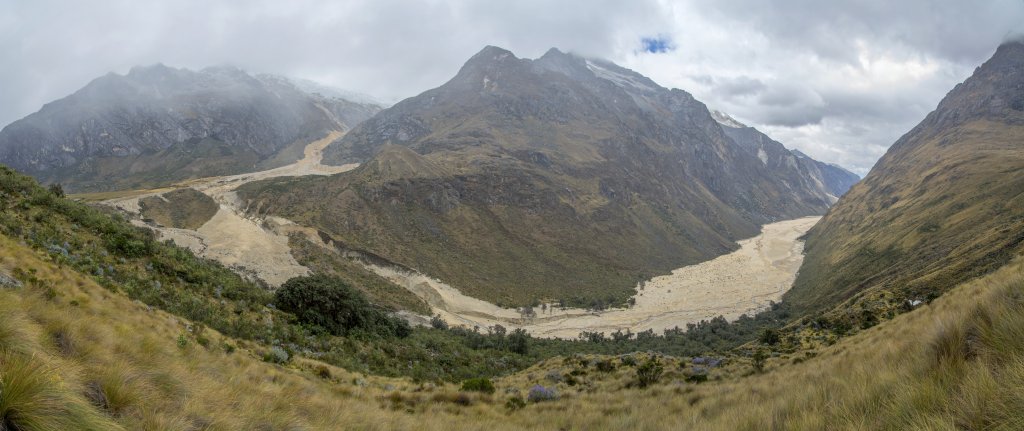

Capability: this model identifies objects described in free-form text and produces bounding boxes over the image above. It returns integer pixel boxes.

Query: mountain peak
[126,63,177,78]
[986,39,1024,70]
[711,110,748,128]
[469,45,516,62]
[922,40,1024,128]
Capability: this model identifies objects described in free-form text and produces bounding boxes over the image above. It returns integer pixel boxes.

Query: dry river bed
[101,131,355,286]
[371,216,820,339]
[98,133,820,339]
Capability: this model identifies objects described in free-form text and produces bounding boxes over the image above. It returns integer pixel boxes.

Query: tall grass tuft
[0,351,122,431]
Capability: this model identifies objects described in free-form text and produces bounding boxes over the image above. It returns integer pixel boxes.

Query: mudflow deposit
[100,133,818,338]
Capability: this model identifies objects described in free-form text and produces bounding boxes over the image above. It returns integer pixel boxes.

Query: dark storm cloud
[2,0,1023,176]
[0,0,670,127]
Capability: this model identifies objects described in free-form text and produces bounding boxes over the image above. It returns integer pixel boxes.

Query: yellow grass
[1,231,1022,429]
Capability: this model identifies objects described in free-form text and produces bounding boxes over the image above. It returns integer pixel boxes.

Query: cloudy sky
[3,0,1023,175]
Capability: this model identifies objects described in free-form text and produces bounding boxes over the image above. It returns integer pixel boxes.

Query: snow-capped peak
[585,60,657,93]
[711,110,747,129]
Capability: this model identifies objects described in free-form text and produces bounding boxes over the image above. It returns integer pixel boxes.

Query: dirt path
[366,216,820,339]
[106,131,357,287]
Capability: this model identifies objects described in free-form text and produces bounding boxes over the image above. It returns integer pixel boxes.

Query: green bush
[263,346,290,364]
[274,275,411,338]
[759,328,781,345]
[459,377,496,394]
[505,395,526,411]
[752,349,769,373]
[635,357,663,388]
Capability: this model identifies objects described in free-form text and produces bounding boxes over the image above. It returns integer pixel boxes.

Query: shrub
[527,385,557,403]
[263,346,290,364]
[759,328,781,345]
[315,365,332,380]
[508,328,530,354]
[47,183,65,198]
[686,372,709,383]
[176,333,188,349]
[620,354,637,366]
[684,366,708,383]
[752,348,768,373]
[636,357,664,388]
[460,377,496,394]
[594,358,616,372]
[274,275,411,338]
[430,315,449,330]
[505,395,526,411]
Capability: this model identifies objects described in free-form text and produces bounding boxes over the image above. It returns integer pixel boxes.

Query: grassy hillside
[0,165,547,381]
[785,42,1024,328]
[0,165,784,383]
[2,221,1022,429]
[138,187,219,229]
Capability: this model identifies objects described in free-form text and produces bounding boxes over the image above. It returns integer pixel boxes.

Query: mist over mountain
[0,65,380,192]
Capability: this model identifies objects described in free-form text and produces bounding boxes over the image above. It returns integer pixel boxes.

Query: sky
[3,0,1023,175]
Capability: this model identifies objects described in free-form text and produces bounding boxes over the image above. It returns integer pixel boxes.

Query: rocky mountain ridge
[709,111,860,200]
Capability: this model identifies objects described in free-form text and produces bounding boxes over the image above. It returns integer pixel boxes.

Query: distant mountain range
[786,40,1024,322]
[710,110,860,201]
[0,65,381,192]
[238,46,859,307]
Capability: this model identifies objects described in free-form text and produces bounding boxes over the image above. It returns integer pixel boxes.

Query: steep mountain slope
[785,41,1024,319]
[711,110,860,200]
[0,65,380,192]
[239,46,839,307]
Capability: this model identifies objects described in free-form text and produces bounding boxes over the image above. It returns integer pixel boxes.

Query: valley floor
[372,216,819,338]
[89,133,821,339]
[98,131,357,287]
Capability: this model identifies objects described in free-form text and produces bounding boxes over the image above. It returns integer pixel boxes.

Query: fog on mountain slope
[0,65,381,192]
[238,45,854,308]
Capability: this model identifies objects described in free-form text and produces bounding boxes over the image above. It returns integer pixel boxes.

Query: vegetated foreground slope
[785,41,1024,323]
[0,65,381,192]
[239,46,849,308]
[0,164,790,386]
[2,212,1022,430]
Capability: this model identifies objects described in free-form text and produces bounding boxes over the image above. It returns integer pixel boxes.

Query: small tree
[508,328,529,354]
[759,328,781,345]
[275,275,410,338]
[460,377,496,394]
[752,348,769,373]
[48,183,65,198]
[636,357,664,388]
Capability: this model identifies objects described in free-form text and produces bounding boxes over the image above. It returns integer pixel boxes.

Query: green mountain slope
[785,41,1024,321]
